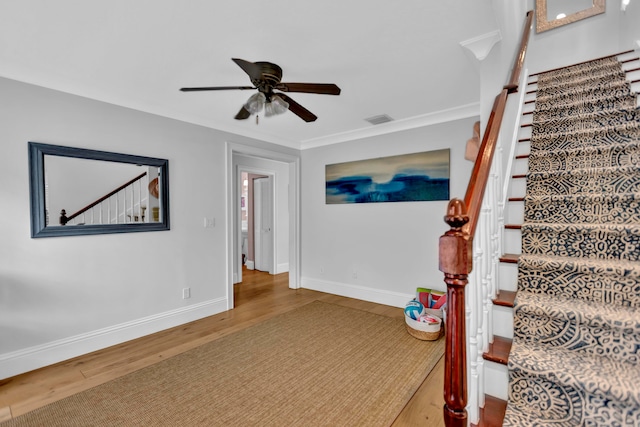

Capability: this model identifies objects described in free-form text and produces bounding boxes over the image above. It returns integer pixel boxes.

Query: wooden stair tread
[499,253,519,263]
[473,395,508,427]
[483,336,512,365]
[504,224,522,230]
[494,291,516,307]
[508,197,524,202]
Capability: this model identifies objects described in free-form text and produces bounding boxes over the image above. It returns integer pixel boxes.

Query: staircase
[481,52,640,426]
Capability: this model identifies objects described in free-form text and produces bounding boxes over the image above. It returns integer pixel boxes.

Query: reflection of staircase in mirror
[59,172,150,225]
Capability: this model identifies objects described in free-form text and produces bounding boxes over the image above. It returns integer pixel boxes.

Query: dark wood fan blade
[274,83,341,95]
[232,58,263,81]
[234,105,251,120]
[180,86,255,92]
[277,94,317,122]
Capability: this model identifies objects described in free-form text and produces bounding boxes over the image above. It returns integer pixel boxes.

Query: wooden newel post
[439,198,472,427]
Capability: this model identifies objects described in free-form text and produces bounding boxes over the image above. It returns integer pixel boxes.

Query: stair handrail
[440,10,533,427]
[61,171,147,224]
[505,11,534,93]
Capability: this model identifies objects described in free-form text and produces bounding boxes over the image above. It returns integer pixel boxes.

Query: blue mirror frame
[29,142,170,238]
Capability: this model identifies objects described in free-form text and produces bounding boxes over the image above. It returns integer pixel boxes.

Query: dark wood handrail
[440,10,533,427]
[463,89,508,237]
[504,11,534,93]
[65,172,147,222]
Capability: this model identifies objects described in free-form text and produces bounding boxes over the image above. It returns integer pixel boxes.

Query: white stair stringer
[483,75,533,406]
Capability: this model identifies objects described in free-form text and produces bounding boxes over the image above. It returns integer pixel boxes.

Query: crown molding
[299,102,480,150]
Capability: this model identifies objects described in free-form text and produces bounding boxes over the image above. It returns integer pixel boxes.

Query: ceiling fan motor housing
[253,62,283,92]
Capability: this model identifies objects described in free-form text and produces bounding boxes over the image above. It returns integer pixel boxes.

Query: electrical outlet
[203,217,215,228]
[182,288,191,299]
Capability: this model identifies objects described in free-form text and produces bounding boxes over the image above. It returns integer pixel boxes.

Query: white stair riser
[632,82,640,101]
[515,140,531,156]
[499,263,518,293]
[484,360,510,401]
[624,57,640,103]
[512,158,529,176]
[493,305,514,339]
[503,228,522,254]
[617,51,639,62]
[505,201,524,225]
[508,178,526,199]
[524,91,536,102]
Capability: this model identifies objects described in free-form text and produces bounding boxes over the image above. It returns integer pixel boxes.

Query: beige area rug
[3,301,444,426]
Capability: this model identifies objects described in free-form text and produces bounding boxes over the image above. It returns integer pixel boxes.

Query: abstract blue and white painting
[326,149,450,204]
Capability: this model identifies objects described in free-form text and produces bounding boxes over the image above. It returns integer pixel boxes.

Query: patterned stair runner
[503,56,640,426]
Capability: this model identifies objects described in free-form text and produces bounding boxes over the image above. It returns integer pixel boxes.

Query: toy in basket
[404,294,445,341]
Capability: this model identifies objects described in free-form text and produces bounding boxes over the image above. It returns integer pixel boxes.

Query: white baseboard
[0,297,228,380]
[246,260,255,270]
[301,277,412,308]
[275,262,289,274]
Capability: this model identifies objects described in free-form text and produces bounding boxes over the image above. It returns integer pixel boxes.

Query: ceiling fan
[180,58,341,122]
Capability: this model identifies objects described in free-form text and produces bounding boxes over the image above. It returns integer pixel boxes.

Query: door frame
[225,142,301,310]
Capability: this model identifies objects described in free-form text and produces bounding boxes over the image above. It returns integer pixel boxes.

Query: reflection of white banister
[61,172,149,225]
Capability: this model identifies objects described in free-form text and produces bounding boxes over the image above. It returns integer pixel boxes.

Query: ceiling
[0,1,500,149]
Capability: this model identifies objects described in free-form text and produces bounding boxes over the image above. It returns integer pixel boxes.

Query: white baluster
[130,185,134,222]
[107,196,112,224]
[467,228,482,424]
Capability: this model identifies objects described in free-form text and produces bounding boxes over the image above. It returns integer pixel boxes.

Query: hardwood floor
[0,269,444,425]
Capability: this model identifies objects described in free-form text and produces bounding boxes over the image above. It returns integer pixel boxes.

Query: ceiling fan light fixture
[244,92,266,114]
[264,95,289,117]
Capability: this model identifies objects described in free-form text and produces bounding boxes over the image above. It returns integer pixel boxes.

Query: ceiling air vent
[365,114,394,125]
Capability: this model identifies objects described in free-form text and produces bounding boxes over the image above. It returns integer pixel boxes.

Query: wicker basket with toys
[403,287,447,341]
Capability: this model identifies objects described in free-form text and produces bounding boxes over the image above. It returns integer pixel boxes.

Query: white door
[254,177,273,273]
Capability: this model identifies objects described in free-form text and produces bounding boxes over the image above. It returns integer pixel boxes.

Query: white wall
[300,118,476,307]
[480,1,531,128]
[527,0,626,74]
[620,0,640,49]
[0,77,298,379]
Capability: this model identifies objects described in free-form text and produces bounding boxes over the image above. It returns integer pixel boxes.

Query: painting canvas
[326,149,450,204]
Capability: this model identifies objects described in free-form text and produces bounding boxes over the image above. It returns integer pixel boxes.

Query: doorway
[227,142,300,311]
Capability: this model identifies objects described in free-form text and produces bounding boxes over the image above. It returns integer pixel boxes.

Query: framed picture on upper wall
[325,149,450,204]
